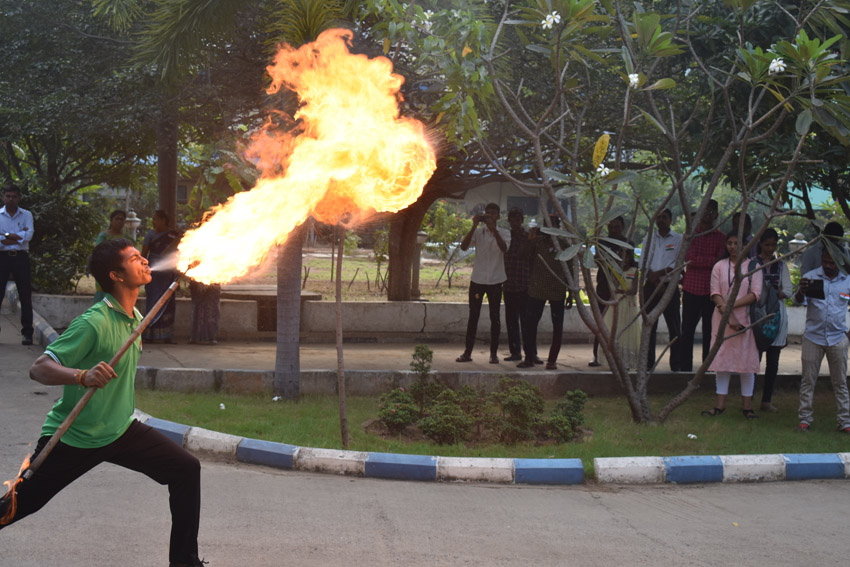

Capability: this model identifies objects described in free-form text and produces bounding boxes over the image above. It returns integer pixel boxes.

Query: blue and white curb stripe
[132,410,584,485]
[595,454,850,484]
[130,412,850,485]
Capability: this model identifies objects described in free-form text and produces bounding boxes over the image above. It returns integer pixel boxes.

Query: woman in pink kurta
[702,233,762,418]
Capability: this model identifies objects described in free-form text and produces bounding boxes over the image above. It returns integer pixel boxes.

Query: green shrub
[490,376,546,444]
[547,390,588,442]
[418,389,473,445]
[377,388,418,434]
[408,345,445,416]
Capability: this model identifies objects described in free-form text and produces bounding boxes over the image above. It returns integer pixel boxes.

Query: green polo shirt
[41,294,143,449]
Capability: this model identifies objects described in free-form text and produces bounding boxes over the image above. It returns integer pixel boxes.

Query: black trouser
[463,282,503,356]
[0,420,201,564]
[0,250,33,338]
[680,290,714,372]
[522,296,565,364]
[644,281,683,371]
[503,290,527,358]
[759,346,783,404]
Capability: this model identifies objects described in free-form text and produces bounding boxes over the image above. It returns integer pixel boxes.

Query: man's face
[3,190,21,212]
[656,212,672,233]
[484,207,500,223]
[114,246,152,288]
[507,212,523,230]
[822,252,839,278]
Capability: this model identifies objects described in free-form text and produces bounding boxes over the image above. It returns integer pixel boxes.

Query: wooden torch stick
[22,270,192,481]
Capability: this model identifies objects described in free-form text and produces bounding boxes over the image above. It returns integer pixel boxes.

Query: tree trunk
[274,225,303,399]
[387,200,430,301]
[157,100,178,228]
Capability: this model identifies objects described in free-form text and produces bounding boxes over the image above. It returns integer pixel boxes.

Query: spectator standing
[519,216,569,370]
[456,203,510,364]
[141,210,181,344]
[502,207,531,361]
[680,200,727,371]
[754,228,792,412]
[93,210,128,303]
[799,221,846,276]
[602,246,640,370]
[641,208,683,371]
[702,232,762,418]
[589,216,626,366]
[189,280,221,345]
[732,212,758,259]
[793,249,850,433]
[0,183,35,345]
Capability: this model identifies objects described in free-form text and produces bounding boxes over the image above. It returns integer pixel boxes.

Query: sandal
[742,409,759,419]
[456,353,472,363]
[701,407,726,417]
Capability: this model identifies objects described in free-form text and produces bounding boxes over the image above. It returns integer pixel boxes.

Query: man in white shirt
[641,208,683,371]
[456,203,510,364]
[1,183,35,345]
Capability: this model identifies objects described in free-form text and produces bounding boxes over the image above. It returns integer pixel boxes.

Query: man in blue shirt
[0,183,35,344]
[794,249,850,433]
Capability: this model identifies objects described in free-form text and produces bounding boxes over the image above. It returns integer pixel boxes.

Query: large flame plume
[177,28,436,283]
[1,454,30,526]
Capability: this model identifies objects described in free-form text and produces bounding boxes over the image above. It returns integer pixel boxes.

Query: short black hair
[507,207,523,218]
[484,202,500,214]
[2,183,21,195]
[760,228,779,242]
[823,221,844,238]
[109,210,126,221]
[90,238,134,294]
[660,208,673,219]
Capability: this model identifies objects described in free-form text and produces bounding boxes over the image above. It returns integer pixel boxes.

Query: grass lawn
[136,384,850,476]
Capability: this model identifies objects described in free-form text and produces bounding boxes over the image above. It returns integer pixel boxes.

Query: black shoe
[503,355,522,361]
[517,360,535,368]
[533,357,544,365]
[22,336,33,346]
[489,354,499,364]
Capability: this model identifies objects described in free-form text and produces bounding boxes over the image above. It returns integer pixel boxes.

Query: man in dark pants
[456,202,510,364]
[641,208,683,371]
[0,183,35,345]
[502,207,531,361]
[0,239,206,567]
[680,199,726,371]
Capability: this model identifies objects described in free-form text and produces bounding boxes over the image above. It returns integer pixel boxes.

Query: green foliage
[489,376,546,444]
[24,189,105,293]
[343,231,361,256]
[409,344,434,378]
[547,390,588,442]
[420,200,473,262]
[377,387,418,434]
[418,389,474,445]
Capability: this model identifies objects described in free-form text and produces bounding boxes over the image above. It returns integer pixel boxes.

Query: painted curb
[237,438,299,469]
[146,417,192,447]
[185,427,242,458]
[720,454,785,482]
[437,457,514,483]
[782,453,845,480]
[365,452,437,482]
[594,457,665,484]
[515,458,584,485]
[664,455,723,484]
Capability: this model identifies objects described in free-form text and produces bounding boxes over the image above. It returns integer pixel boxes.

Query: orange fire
[176,28,436,284]
[1,453,30,526]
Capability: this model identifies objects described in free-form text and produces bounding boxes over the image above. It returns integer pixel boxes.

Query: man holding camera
[456,202,510,364]
[794,248,850,433]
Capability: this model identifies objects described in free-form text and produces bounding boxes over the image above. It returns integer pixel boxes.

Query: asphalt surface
[4,305,850,566]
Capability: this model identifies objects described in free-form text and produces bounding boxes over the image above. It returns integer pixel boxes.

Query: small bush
[547,390,588,442]
[490,376,546,444]
[377,388,418,434]
[418,389,473,445]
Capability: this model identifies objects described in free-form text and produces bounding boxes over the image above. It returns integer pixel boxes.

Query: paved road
[3,309,850,566]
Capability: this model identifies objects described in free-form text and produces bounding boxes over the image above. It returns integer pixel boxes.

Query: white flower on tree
[596,164,610,177]
[541,11,561,30]
[768,58,786,74]
[628,73,639,88]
